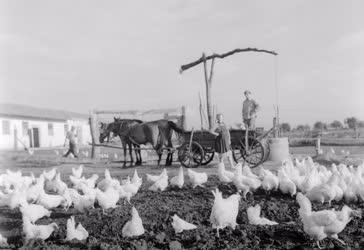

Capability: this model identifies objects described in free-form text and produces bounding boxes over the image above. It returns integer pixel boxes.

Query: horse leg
[134,144,140,165]
[137,146,142,165]
[128,142,134,166]
[122,141,127,167]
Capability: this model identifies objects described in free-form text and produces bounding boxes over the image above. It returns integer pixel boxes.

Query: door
[32,128,40,148]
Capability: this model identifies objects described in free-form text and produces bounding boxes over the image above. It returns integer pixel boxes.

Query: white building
[0,103,91,150]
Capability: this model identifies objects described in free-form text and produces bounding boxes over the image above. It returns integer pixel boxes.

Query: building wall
[0,117,91,149]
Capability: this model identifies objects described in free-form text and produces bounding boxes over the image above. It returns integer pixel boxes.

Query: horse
[100,118,143,166]
[120,119,184,166]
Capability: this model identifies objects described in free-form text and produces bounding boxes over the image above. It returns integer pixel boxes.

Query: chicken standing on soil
[171,214,197,233]
[260,168,279,192]
[97,169,120,191]
[232,164,252,199]
[20,202,51,223]
[23,216,58,242]
[95,187,119,213]
[217,162,234,183]
[36,192,67,209]
[187,169,208,188]
[170,166,184,188]
[149,170,169,192]
[45,173,68,194]
[122,207,145,237]
[247,204,278,225]
[210,188,240,237]
[146,169,167,183]
[296,192,361,249]
[278,169,297,196]
[66,216,89,241]
[68,188,95,213]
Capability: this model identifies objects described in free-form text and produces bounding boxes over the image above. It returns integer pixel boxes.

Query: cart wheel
[200,148,215,165]
[178,141,204,168]
[232,138,265,168]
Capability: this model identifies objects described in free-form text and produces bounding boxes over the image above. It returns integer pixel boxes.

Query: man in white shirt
[242,90,260,129]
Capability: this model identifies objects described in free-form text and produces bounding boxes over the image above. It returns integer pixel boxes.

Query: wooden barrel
[268,137,290,163]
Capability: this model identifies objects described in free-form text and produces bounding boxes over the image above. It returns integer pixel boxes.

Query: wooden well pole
[89,110,100,160]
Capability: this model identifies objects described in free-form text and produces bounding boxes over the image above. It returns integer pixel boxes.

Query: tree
[280,123,291,132]
[296,124,310,131]
[344,117,358,129]
[313,121,327,131]
[330,120,343,129]
[358,121,364,128]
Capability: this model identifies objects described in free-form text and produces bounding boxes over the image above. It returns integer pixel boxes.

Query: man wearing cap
[242,90,260,129]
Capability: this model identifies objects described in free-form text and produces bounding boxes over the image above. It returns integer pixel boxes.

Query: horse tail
[168,121,185,135]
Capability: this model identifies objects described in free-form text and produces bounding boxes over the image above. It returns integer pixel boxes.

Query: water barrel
[268,137,290,163]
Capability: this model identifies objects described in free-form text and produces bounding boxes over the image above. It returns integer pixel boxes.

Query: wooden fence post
[315,136,322,155]
[14,128,18,150]
[89,111,100,160]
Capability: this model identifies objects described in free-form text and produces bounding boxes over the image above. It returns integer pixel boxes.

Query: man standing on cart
[242,90,260,129]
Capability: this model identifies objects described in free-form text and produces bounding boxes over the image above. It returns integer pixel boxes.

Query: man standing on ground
[63,126,78,158]
[242,90,260,129]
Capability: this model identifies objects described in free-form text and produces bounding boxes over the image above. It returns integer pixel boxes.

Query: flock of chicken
[0,156,363,248]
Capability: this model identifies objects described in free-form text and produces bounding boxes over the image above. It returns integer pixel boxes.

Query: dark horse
[120,119,184,166]
[99,118,143,166]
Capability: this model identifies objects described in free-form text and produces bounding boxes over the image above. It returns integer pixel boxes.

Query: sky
[0,0,363,129]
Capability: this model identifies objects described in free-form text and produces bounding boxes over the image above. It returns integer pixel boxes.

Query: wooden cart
[177,128,271,168]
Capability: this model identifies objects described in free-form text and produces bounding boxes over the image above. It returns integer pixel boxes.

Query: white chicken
[187,169,208,188]
[170,166,184,188]
[97,169,120,191]
[260,168,279,192]
[217,162,234,183]
[149,171,168,192]
[66,216,89,241]
[42,168,57,181]
[72,165,83,179]
[306,184,336,204]
[20,202,51,223]
[23,216,58,242]
[26,174,45,203]
[131,169,142,189]
[1,186,28,209]
[68,188,95,213]
[45,172,68,194]
[0,233,7,246]
[210,188,240,237]
[36,191,67,209]
[296,192,361,249]
[95,187,119,212]
[171,214,197,233]
[146,169,167,183]
[232,164,250,199]
[247,204,278,225]
[122,206,145,237]
[278,169,297,196]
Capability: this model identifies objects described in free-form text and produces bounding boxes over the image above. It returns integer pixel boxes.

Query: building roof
[0,103,89,122]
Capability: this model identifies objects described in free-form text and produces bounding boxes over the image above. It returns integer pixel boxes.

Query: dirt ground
[1,146,364,249]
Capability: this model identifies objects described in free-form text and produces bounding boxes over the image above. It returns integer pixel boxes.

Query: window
[22,121,29,136]
[64,124,69,135]
[48,123,54,136]
[2,120,10,135]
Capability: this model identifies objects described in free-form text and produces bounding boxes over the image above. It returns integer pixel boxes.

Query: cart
[177,128,271,168]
